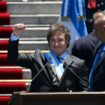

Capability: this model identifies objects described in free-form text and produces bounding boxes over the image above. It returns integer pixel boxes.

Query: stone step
[1,38,47,41]
[19,37,47,41]
[7,0,61,2]
[0,50,48,53]
[7,2,61,15]
[10,14,59,25]
[22,27,49,38]
[1,39,49,50]
[19,40,49,50]
[2,25,50,38]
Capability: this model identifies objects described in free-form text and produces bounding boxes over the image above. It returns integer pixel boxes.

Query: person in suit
[8,23,87,92]
[72,11,104,68]
[88,15,105,91]
[72,31,100,68]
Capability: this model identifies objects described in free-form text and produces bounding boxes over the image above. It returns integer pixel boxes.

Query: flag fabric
[60,0,88,44]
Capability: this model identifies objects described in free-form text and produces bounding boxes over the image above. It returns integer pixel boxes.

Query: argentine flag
[60,0,88,44]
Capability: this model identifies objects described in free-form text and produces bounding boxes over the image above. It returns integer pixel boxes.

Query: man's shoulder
[71,55,85,63]
[34,49,46,61]
[73,37,88,50]
[71,55,87,70]
[74,32,95,45]
[65,54,86,71]
[66,53,85,65]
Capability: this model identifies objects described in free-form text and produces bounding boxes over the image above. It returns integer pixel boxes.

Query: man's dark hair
[47,23,71,47]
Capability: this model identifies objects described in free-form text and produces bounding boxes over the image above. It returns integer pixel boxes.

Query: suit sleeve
[70,57,88,91]
[8,39,35,68]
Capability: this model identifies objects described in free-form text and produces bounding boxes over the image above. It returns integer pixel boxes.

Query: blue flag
[60,0,88,44]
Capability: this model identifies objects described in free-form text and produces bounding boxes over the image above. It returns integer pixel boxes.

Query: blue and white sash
[44,52,64,80]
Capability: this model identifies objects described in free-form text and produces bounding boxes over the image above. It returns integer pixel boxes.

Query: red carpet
[0,82,27,93]
[0,1,7,12]
[0,53,16,66]
[0,96,11,105]
[0,0,7,1]
[0,27,13,38]
[0,53,8,62]
[0,53,8,65]
[0,68,23,79]
[0,1,29,104]
[0,40,9,50]
[0,13,10,25]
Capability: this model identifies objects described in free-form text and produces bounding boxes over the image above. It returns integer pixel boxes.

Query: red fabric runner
[0,82,27,93]
[0,53,16,66]
[0,68,23,79]
[0,27,13,38]
[0,1,7,12]
[0,40,9,50]
[0,13,10,25]
[0,53,8,61]
[0,96,11,105]
[0,1,28,101]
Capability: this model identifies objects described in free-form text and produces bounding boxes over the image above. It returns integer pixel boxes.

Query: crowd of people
[8,0,105,92]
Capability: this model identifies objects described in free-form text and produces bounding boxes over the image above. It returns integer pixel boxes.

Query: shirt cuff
[10,33,19,41]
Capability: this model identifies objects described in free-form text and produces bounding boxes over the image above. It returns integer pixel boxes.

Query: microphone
[63,61,87,85]
[26,60,50,92]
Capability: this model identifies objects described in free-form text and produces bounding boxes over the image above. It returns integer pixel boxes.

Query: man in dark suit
[72,11,104,68]
[88,15,105,91]
[72,31,100,68]
[8,23,87,92]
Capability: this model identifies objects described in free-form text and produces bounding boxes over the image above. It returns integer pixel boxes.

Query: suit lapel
[64,54,74,66]
[36,50,51,84]
[92,43,105,70]
[95,52,105,70]
[90,42,102,68]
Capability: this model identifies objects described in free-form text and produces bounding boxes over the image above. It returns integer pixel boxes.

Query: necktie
[87,0,96,9]
[57,56,61,62]
[44,52,65,82]
[89,44,105,89]
[57,56,63,63]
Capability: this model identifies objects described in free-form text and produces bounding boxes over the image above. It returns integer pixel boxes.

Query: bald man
[88,16,105,91]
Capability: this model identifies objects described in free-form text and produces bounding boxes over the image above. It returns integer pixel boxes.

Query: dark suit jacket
[72,31,100,68]
[8,40,87,92]
[88,43,105,91]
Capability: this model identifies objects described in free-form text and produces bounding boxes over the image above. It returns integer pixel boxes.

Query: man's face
[95,23,105,42]
[49,32,68,56]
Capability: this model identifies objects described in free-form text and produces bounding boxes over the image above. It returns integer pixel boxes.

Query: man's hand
[12,23,26,36]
